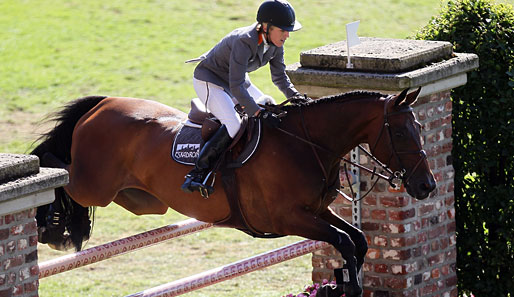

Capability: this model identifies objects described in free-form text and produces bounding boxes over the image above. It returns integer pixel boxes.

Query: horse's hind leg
[277,211,362,297]
[320,208,368,272]
[35,152,89,250]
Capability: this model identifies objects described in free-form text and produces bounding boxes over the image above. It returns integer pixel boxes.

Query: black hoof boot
[36,200,71,250]
[335,264,362,297]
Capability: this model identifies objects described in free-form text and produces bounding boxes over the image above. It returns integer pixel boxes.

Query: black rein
[265,95,427,202]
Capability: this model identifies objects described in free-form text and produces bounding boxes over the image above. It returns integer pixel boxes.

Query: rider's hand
[289,93,313,105]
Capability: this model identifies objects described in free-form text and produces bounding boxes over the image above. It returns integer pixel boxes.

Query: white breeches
[193,77,275,138]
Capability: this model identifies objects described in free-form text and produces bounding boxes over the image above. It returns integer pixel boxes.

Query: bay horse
[31,88,435,296]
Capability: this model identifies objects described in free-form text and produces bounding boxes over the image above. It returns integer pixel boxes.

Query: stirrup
[181,172,215,198]
[198,184,214,198]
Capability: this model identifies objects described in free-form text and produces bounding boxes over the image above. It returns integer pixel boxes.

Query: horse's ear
[393,88,410,107]
[405,87,422,106]
[394,87,421,107]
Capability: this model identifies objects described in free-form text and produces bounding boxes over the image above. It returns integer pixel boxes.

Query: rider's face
[267,25,290,47]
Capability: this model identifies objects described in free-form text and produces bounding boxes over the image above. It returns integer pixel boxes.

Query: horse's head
[370,87,436,200]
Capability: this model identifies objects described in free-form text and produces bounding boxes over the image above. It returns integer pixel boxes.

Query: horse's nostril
[420,181,436,192]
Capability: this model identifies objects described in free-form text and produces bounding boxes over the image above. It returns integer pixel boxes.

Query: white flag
[346,21,361,48]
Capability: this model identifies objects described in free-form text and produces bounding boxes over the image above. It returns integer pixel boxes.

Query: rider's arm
[229,39,261,116]
[269,47,299,98]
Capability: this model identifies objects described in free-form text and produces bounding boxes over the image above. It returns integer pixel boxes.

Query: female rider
[181,0,309,195]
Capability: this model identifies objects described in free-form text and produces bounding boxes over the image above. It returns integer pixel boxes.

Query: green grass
[2,0,513,296]
[38,205,312,297]
[0,0,469,153]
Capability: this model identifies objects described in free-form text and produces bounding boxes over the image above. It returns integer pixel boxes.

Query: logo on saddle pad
[172,125,204,165]
[175,144,200,159]
[171,121,262,167]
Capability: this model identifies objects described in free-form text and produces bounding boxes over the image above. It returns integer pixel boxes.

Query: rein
[269,95,427,202]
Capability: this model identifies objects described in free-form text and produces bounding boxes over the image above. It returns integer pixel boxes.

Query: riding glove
[289,93,314,105]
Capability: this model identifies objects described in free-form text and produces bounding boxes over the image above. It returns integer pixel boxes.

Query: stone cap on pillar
[286,37,479,98]
[0,153,68,216]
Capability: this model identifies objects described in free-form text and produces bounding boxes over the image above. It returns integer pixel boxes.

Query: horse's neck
[300,98,381,157]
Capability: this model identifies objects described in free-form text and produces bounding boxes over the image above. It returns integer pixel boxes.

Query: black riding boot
[181,125,232,196]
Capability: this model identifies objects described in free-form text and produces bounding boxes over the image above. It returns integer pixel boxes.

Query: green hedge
[415,0,514,296]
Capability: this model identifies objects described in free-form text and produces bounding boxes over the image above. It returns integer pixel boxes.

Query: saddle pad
[171,120,262,166]
[172,125,204,165]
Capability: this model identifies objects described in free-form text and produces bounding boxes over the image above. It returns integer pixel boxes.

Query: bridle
[368,95,428,191]
[268,94,427,202]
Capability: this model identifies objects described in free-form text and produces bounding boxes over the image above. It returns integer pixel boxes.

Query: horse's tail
[31,95,108,165]
[31,95,108,251]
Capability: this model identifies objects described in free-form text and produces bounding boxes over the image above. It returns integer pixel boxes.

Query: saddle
[171,98,261,167]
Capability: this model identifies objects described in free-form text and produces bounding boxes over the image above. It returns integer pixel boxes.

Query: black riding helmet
[257,0,302,32]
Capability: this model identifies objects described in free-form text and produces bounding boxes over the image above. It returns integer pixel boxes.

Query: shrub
[415,0,514,296]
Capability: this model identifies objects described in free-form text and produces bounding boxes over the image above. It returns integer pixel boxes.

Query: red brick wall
[0,209,39,297]
[312,91,457,297]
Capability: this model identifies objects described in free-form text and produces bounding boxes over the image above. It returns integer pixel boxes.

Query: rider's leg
[181,125,232,194]
[181,79,240,194]
[193,78,242,138]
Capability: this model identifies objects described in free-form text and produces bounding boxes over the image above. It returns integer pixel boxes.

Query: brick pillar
[357,90,456,297]
[0,154,67,297]
[286,38,478,296]
[0,209,39,297]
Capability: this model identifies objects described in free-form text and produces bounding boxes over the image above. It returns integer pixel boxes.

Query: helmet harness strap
[260,23,274,47]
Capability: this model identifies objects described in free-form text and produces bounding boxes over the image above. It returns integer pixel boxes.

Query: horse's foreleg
[277,210,362,297]
[319,208,368,273]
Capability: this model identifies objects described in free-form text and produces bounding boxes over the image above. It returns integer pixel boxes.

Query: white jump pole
[126,239,330,297]
[39,218,213,278]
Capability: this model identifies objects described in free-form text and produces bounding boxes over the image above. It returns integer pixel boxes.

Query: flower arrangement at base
[282,279,345,297]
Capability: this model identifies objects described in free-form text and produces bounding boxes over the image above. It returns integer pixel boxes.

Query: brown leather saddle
[171,98,261,167]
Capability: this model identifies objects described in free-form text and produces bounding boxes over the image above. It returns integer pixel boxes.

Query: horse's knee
[335,232,356,260]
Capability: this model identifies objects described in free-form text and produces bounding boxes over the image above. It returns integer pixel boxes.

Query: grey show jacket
[193,23,299,115]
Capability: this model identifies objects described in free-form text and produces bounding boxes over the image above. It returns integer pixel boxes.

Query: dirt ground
[0,110,52,152]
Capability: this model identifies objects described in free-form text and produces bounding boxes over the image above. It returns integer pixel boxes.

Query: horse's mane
[281,90,386,111]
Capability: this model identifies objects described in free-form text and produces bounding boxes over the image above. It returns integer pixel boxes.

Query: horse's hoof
[47,235,74,251]
[343,283,363,297]
[317,284,344,297]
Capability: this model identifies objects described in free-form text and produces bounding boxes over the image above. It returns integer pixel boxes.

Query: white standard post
[350,147,361,229]
[345,20,361,69]
[346,41,353,69]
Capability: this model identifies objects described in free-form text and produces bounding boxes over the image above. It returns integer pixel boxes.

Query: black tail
[32,95,107,251]
[31,95,108,165]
